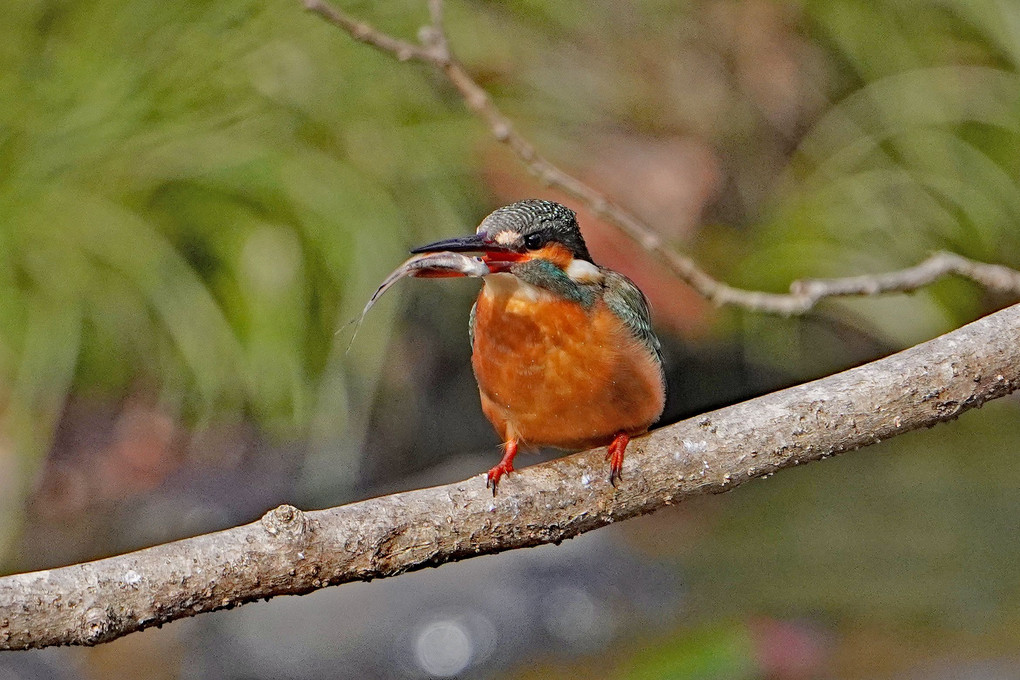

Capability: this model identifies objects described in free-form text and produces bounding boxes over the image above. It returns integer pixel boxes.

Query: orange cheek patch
[531,243,573,269]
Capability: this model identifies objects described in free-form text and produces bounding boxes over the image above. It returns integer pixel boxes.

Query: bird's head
[411,200,596,278]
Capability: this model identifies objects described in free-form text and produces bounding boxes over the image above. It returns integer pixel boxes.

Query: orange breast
[471,274,665,450]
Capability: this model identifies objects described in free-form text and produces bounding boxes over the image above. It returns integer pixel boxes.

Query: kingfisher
[411,199,666,492]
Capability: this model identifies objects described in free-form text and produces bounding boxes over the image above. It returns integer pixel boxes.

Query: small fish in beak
[345,251,490,350]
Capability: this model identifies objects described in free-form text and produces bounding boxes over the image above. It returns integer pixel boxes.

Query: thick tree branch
[302,0,1020,313]
[3,303,1020,650]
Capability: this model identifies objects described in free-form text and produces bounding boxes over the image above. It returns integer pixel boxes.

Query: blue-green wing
[602,270,662,364]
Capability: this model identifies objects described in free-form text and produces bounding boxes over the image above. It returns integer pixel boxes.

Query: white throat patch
[483,272,550,303]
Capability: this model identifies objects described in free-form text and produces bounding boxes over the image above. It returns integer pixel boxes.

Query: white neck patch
[565,258,603,284]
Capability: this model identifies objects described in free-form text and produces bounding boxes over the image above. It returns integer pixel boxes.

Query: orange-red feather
[471,275,665,450]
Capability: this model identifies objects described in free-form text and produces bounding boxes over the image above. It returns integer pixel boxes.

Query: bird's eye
[523,232,546,250]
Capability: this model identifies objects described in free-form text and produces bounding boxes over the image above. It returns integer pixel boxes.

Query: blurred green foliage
[1,0,1019,675]
[738,1,1020,371]
[0,0,1014,492]
[0,0,492,556]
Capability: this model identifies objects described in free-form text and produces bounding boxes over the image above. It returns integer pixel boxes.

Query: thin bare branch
[4,302,1020,650]
[301,0,1020,314]
[787,251,1020,309]
[303,0,434,62]
[426,0,445,42]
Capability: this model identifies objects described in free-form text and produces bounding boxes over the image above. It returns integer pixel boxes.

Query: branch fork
[3,0,1020,654]
[302,0,1020,313]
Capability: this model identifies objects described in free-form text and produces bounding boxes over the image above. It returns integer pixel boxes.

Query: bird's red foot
[606,433,630,486]
[486,439,519,495]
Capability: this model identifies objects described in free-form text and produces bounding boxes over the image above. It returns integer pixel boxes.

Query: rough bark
[3,303,1020,650]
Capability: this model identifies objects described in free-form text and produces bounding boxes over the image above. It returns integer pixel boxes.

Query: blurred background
[3,0,1020,677]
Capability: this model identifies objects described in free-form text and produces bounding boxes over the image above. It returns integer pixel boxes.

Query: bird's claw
[486,461,514,496]
[486,439,519,496]
[607,456,623,487]
[606,433,630,487]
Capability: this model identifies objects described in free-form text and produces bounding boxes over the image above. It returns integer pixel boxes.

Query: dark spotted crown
[476,199,593,263]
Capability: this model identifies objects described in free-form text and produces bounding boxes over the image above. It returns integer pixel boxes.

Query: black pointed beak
[410,233,511,255]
